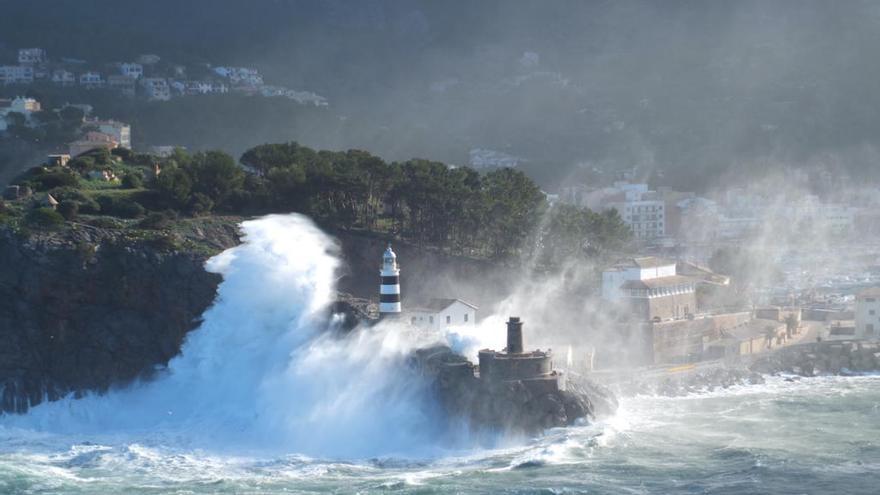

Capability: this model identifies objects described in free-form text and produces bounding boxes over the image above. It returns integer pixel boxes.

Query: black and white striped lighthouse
[379,244,402,317]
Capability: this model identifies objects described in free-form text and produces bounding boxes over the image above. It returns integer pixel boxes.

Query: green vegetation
[25,207,64,229]
[3,143,633,264]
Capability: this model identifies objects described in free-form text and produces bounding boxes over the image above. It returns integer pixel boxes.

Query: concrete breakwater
[751,340,880,376]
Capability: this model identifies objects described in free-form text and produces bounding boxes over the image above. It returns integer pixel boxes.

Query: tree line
[151,142,632,262]
[15,142,633,264]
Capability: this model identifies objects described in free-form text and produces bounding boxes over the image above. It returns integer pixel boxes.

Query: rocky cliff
[410,345,618,434]
[0,219,240,413]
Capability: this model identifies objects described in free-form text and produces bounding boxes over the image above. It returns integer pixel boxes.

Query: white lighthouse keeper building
[379,245,402,317]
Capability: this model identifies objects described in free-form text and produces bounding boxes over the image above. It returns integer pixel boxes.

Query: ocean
[1,214,877,494]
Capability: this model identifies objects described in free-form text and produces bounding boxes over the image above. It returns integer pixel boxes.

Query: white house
[18,48,46,65]
[93,120,131,149]
[855,288,880,340]
[141,78,171,101]
[570,181,667,241]
[407,298,478,331]
[601,257,679,302]
[117,62,143,79]
[0,97,41,132]
[79,71,104,89]
[0,66,34,85]
[212,66,263,86]
[51,69,76,86]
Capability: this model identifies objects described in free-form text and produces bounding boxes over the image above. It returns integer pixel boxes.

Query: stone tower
[379,244,401,317]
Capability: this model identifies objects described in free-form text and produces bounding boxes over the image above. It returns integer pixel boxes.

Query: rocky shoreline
[751,340,880,376]
[409,345,618,434]
[0,220,240,413]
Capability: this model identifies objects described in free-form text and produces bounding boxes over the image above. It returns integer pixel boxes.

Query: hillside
[3,1,880,190]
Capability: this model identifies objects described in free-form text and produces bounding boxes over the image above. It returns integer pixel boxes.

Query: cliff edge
[0,218,240,412]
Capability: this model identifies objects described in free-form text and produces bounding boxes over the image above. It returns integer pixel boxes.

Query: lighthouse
[379,244,402,317]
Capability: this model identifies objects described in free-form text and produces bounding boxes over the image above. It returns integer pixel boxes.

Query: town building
[855,288,880,340]
[601,256,731,323]
[18,48,46,65]
[116,62,143,79]
[0,97,41,132]
[407,298,478,331]
[46,154,71,167]
[184,80,216,95]
[51,69,76,86]
[602,257,698,321]
[79,72,104,89]
[563,181,668,241]
[0,65,35,85]
[141,78,171,101]
[68,131,118,157]
[92,120,131,149]
[212,66,264,86]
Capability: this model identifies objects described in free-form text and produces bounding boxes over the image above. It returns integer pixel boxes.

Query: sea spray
[1,214,456,457]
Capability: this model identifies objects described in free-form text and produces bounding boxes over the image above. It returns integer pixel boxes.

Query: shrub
[68,157,95,172]
[26,207,65,229]
[33,171,78,190]
[95,195,115,213]
[77,196,102,214]
[96,196,145,219]
[121,173,144,189]
[113,199,146,219]
[57,201,79,221]
[188,192,214,216]
[154,167,193,209]
[86,216,124,229]
[111,147,134,161]
[137,210,178,230]
[90,148,113,166]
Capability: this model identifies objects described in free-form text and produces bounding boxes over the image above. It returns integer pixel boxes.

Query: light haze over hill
[2,0,880,190]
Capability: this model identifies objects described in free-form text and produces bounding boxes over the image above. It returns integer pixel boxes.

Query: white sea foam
[0,214,455,458]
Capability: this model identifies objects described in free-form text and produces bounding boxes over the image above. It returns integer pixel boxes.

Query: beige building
[602,257,697,321]
[92,120,131,149]
[69,131,118,157]
[855,288,880,340]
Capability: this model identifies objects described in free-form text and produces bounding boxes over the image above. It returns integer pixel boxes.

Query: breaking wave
[1,214,456,458]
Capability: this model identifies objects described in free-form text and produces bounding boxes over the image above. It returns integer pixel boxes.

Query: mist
[4,0,880,191]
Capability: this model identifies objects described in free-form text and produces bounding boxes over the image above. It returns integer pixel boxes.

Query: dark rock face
[325,292,377,333]
[0,223,239,413]
[410,345,617,434]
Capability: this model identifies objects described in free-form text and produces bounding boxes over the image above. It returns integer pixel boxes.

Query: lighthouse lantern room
[379,244,402,316]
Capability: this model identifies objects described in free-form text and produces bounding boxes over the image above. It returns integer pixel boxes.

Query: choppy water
[1,214,878,493]
[0,375,878,494]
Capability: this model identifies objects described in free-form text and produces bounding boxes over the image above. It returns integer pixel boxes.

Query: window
[867,324,875,336]
[866,298,877,303]
[429,316,434,324]
[446,315,451,324]
[870,310,876,316]
[411,317,416,324]
[464,313,469,322]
